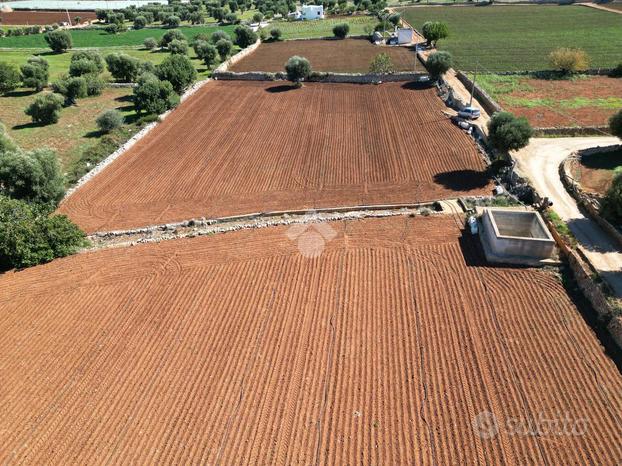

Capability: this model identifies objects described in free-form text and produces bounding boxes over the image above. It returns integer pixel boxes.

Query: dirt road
[579,2,622,15]
[513,137,622,296]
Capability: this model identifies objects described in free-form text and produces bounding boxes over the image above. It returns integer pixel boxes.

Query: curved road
[514,137,622,297]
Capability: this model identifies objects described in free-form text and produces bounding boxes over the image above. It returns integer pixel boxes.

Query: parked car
[458,106,481,120]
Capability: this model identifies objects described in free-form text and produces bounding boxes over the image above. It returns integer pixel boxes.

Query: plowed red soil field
[229,38,419,73]
[0,10,96,25]
[59,81,491,233]
[1,216,621,464]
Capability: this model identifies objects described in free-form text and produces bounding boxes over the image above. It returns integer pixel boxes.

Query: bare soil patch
[571,148,622,195]
[1,215,621,464]
[229,38,419,73]
[497,75,622,128]
[0,10,96,25]
[60,81,491,233]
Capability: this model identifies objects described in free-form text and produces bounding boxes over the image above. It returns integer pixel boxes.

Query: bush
[168,39,188,55]
[285,56,311,86]
[388,12,401,26]
[96,109,124,133]
[44,29,72,53]
[601,168,622,225]
[369,53,394,74]
[210,30,231,44]
[0,122,18,154]
[425,51,452,80]
[234,25,257,48]
[165,15,181,28]
[0,148,65,205]
[134,15,147,29]
[160,29,186,48]
[252,12,264,23]
[224,12,238,24]
[105,53,141,82]
[105,23,119,34]
[549,48,589,74]
[215,39,233,60]
[69,50,104,77]
[20,56,49,91]
[0,62,21,95]
[421,21,448,47]
[332,23,349,39]
[487,111,533,153]
[133,73,180,114]
[157,54,196,93]
[144,37,158,50]
[609,109,622,139]
[0,195,87,270]
[24,93,64,124]
[270,28,282,41]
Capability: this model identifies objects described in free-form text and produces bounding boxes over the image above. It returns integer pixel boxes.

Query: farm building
[291,4,324,20]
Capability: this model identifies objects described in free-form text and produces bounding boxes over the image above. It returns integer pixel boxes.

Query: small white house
[298,4,324,20]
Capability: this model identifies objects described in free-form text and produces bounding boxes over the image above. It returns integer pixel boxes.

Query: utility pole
[469,61,478,108]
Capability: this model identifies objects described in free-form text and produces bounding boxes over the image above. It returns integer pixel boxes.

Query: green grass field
[0,24,236,48]
[398,5,622,71]
[271,16,376,39]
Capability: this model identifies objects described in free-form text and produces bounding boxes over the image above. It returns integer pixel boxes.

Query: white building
[294,4,324,20]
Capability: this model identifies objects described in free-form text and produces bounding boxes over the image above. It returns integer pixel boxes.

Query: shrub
[157,54,196,93]
[96,109,124,133]
[421,21,448,47]
[44,29,72,52]
[0,195,87,270]
[133,73,180,114]
[160,29,186,48]
[0,62,21,94]
[20,56,49,91]
[168,39,188,55]
[369,53,394,74]
[487,111,533,153]
[270,28,282,41]
[332,23,349,39]
[549,48,589,74]
[601,168,622,225]
[24,93,64,124]
[285,56,311,86]
[609,109,622,139]
[105,23,119,34]
[143,37,158,50]
[215,39,233,60]
[425,51,452,80]
[210,30,231,44]
[234,25,257,48]
[252,12,264,23]
[69,50,104,77]
[0,122,18,154]
[134,15,147,29]
[388,12,401,26]
[165,15,181,28]
[0,148,65,205]
[84,73,105,96]
[105,53,141,82]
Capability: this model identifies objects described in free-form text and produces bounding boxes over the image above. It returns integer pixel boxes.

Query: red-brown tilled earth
[0,10,96,25]
[59,81,491,233]
[0,216,621,464]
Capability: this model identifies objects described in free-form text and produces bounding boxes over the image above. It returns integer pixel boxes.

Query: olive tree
[610,109,622,139]
[96,109,124,133]
[421,21,448,47]
[44,30,72,53]
[601,168,622,225]
[332,23,349,39]
[133,73,180,114]
[487,111,533,154]
[0,62,20,94]
[215,39,233,60]
[69,50,105,77]
[24,93,64,124]
[285,56,311,87]
[549,48,589,74]
[234,25,257,48]
[157,54,196,93]
[20,56,49,91]
[105,53,141,82]
[425,51,452,81]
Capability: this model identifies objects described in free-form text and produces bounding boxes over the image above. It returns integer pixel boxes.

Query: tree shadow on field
[115,94,134,103]
[265,84,298,93]
[433,170,491,191]
[4,89,37,98]
[12,121,47,130]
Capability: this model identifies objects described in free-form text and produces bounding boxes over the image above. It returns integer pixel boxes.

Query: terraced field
[0,215,621,464]
[60,80,491,233]
[398,5,622,71]
[230,38,419,73]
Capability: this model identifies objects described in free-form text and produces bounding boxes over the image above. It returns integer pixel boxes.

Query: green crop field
[273,16,376,39]
[0,24,236,49]
[398,5,622,71]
